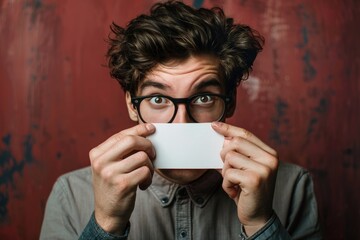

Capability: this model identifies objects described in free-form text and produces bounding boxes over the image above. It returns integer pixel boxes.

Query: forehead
[151,55,220,75]
[137,55,224,95]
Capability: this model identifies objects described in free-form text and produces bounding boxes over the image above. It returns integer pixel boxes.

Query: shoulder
[274,161,316,218]
[51,166,93,199]
[42,167,94,237]
[275,161,315,197]
[274,161,315,209]
[277,161,311,183]
[57,166,92,185]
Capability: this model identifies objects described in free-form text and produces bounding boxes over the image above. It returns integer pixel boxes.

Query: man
[40,1,321,239]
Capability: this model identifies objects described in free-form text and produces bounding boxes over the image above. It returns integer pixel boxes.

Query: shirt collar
[148,170,222,208]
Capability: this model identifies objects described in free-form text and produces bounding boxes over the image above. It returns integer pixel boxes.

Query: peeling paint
[270,98,290,145]
[306,117,318,136]
[23,0,43,24]
[298,26,309,48]
[314,98,329,114]
[302,50,317,81]
[296,4,318,81]
[0,134,36,221]
[306,97,330,137]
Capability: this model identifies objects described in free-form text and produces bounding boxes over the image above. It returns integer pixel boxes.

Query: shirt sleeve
[240,170,322,240]
[240,213,291,240]
[79,212,130,240]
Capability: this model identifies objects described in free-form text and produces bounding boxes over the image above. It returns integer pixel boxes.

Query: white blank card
[147,123,224,169]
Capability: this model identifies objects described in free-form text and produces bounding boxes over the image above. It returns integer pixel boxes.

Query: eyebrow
[138,80,170,92]
[138,78,223,93]
[193,79,223,91]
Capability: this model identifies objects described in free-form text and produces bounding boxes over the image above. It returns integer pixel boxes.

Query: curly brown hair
[107,1,264,96]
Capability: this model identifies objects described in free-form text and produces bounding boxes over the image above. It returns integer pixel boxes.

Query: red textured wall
[0,0,359,239]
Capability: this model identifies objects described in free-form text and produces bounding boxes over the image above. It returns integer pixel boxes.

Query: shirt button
[161,197,169,204]
[180,230,187,238]
[195,197,204,204]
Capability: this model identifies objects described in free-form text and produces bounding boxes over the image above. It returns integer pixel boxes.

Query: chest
[128,187,242,240]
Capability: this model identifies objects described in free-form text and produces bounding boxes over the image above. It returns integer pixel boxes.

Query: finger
[94,151,154,192]
[90,123,155,160]
[222,150,254,171]
[113,166,153,193]
[222,168,242,199]
[212,122,276,156]
[223,150,273,183]
[223,168,256,197]
[221,150,251,183]
[139,172,153,190]
[220,153,239,199]
[224,166,270,194]
[221,137,277,169]
[91,135,155,172]
[99,150,154,178]
[118,151,154,175]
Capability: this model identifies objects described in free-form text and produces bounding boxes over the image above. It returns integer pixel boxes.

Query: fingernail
[146,123,155,131]
[212,122,223,128]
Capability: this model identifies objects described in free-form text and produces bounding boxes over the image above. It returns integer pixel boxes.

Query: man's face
[126,55,227,184]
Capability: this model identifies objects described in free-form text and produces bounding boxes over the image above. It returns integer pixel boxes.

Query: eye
[192,95,214,105]
[149,96,170,105]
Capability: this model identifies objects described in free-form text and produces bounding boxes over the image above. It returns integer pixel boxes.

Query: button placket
[175,187,191,240]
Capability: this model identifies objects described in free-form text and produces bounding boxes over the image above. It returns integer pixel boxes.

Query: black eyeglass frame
[131,93,232,123]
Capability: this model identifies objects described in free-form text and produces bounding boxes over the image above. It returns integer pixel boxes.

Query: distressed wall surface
[0,0,359,239]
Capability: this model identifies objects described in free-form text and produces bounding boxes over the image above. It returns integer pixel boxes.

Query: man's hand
[212,122,278,236]
[89,123,156,235]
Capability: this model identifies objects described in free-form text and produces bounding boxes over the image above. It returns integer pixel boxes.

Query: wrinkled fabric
[40,162,321,240]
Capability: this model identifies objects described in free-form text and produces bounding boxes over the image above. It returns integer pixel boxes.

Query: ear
[225,89,237,118]
[125,91,139,122]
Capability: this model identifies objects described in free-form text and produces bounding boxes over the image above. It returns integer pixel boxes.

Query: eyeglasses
[131,93,231,123]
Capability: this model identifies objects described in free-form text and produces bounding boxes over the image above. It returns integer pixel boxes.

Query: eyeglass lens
[137,95,225,123]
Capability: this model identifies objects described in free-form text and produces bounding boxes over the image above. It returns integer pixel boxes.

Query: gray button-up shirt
[40,162,321,239]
